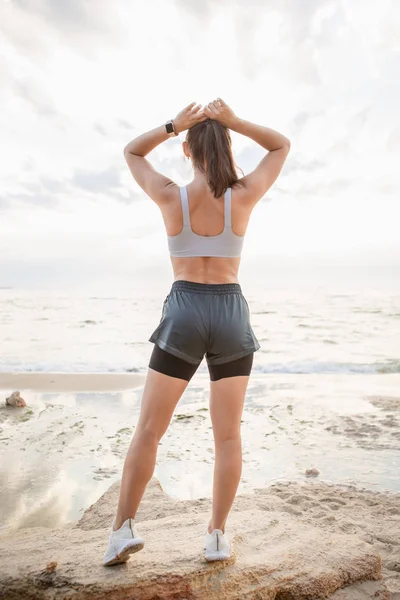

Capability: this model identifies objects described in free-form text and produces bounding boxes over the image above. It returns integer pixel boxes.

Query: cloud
[2,0,128,58]
[40,177,66,194]
[0,191,59,211]
[71,167,122,194]
[174,0,333,82]
[292,111,324,131]
[280,156,326,175]
[13,77,59,117]
[387,127,400,153]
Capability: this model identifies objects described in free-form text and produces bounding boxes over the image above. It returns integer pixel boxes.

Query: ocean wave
[376,359,400,374]
[256,359,400,375]
[1,359,400,376]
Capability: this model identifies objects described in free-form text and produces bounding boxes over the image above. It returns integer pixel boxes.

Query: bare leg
[208,374,250,534]
[114,367,189,530]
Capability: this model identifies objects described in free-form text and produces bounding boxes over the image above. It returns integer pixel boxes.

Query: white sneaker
[204,527,231,561]
[103,517,144,566]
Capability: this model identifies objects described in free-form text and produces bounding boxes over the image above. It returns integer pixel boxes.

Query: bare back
[160,182,255,284]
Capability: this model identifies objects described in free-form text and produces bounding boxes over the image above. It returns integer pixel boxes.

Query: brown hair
[185,119,244,198]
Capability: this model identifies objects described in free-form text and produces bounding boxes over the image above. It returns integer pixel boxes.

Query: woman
[103,98,290,566]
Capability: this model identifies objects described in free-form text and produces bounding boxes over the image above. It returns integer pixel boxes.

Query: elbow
[124,143,137,154]
[279,140,291,156]
[124,146,143,158]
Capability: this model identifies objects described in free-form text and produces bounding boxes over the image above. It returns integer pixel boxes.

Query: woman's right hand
[203,98,239,129]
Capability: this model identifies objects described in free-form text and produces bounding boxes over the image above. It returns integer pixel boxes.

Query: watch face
[165,121,174,134]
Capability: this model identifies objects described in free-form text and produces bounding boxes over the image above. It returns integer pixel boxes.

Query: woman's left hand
[173,102,207,134]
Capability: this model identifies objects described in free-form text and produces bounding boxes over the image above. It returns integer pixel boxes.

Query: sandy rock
[0,478,389,600]
[329,580,390,599]
[0,510,384,599]
[5,390,26,407]
[75,478,400,596]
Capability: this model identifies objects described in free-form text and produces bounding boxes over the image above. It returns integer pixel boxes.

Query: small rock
[305,467,320,477]
[45,562,57,573]
[5,391,27,408]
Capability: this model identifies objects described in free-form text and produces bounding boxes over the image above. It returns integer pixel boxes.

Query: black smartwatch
[165,120,178,136]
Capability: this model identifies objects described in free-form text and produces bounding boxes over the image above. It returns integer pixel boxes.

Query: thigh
[139,345,200,439]
[209,372,251,443]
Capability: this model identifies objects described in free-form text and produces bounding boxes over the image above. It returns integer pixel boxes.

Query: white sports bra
[167,186,245,258]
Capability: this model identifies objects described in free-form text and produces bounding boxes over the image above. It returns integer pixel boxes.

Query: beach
[1,370,400,595]
[1,281,399,594]
[0,372,146,392]
[1,371,399,526]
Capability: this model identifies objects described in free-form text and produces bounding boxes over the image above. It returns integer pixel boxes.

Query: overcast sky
[1,0,399,290]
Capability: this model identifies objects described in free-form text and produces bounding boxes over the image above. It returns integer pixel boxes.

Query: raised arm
[232,118,291,204]
[203,99,291,205]
[123,102,206,205]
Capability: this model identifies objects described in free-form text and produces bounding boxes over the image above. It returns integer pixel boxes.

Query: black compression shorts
[149,343,254,382]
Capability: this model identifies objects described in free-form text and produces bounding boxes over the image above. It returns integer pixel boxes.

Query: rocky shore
[1,477,399,599]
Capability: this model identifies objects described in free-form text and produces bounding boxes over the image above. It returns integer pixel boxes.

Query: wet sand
[0,372,147,392]
[1,371,399,590]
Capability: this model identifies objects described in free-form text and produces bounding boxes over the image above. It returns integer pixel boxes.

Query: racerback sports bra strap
[179,186,231,232]
[179,186,191,229]
[224,186,231,231]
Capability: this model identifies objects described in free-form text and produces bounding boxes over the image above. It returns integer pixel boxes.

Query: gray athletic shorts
[148,280,261,366]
